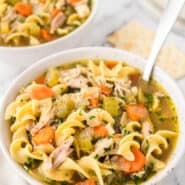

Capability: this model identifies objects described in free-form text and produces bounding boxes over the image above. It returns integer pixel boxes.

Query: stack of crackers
[108,21,185,79]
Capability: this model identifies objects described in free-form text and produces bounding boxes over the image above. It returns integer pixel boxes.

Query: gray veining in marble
[0,0,184,185]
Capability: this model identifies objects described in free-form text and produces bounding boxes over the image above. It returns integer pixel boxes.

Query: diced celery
[6,0,19,5]
[103,97,120,117]
[0,3,7,17]
[46,67,60,87]
[20,22,40,37]
[55,96,75,119]
[79,139,93,153]
[29,23,40,37]
[0,21,9,34]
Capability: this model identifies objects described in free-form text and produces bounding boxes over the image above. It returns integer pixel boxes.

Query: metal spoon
[142,0,185,81]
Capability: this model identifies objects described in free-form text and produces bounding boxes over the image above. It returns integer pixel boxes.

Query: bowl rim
[0,0,98,51]
[0,47,185,185]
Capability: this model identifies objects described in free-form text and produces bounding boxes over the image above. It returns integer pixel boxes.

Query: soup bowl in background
[0,0,98,68]
[0,47,185,185]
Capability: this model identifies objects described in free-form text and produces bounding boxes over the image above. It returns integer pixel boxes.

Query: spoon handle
[142,0,185,81]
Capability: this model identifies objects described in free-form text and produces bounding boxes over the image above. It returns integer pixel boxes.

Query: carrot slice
[98,85,112,96]
[35,75,45,84]
[113,155,131,173]
[75,178,95,185]
[126,104,148,121]
[40,0,46,3]
[32,126,55,145]
[112,147,146,174]
[106,60,118,69]
[67,0,82,5]
[89,97,99,107]
[129,73,140,86]
[40,29,52,41]
[52,9,61,18]
[93,125,109,138]
[130,147,146,173]
[30,85,53,100]
[15,2,32,17]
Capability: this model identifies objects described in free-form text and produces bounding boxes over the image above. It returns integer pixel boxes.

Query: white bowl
[0,47,185,185]
[0,1,98,68]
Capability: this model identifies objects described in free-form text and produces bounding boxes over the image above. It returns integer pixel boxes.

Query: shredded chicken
[50,12,66,34]
[2,7,17,22]
[47,136,74,169]
[120,112,128,128]
[74,4,90,18]
[31,100,55,135]
[114,79,132,97]
[61,65,90,90]
[67,0,89,18]
[91,138,114,158]
[67,75,88,89]
[141,119,154,138]
[56,0,65,9]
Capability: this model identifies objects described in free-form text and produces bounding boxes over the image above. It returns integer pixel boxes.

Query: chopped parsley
[9,116,16,124]
[122,128,131,135]
[52,97,56,102]
[143,139,150,154]
[94,154,99,160]
[23,158,41,171]
[104,146,111,153]
[54,118,63,125]
[144,93,153,106]
[89,115,96,120]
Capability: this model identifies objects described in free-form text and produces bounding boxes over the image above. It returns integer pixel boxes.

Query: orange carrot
[106,60,118,69]
[75,178,95,185]
[98,85,112,96]
[129,147,146,173]
[114,155,132,173]
[32,126,55,145]
[93,125,109,138]
[67,0,82,4]
[52,9,61,18]
[35,75,45,84]
[15,2,32,17]
[30,85,53,100]
[129,73,140,86]
[89,97,99,107]
[126,104,148,121]
[40,29,52,41]
[112,147,146,174]
[40,0,46,3]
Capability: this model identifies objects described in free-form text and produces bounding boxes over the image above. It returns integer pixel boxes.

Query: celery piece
[103,97,120,117]
[46,67,60,87]
[55,97,75,119]
[0,21,9,34]
[0,3,7,16]
[79,139,93,153]
[6,0,19,5]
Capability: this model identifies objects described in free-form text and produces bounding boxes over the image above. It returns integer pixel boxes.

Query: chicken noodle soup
[5,59,178,185]
[0,0,92,46]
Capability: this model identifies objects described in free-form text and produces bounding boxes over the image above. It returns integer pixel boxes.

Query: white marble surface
[0,0,185,185]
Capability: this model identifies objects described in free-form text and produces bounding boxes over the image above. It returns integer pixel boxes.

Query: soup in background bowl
[0,47,185,185]
[0,0,93,47]
[0,0,98,67]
